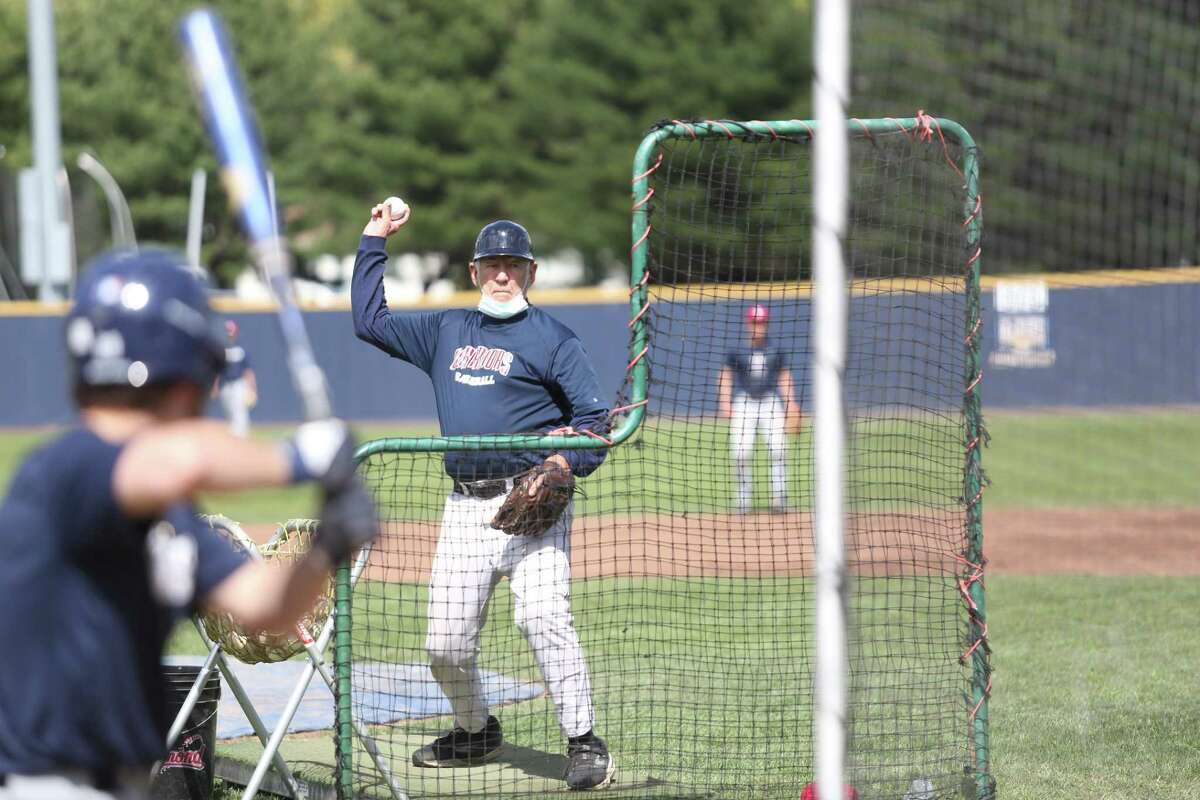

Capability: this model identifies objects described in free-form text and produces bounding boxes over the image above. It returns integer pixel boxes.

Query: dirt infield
[983,507,1200,576]
[246,507,1199,579]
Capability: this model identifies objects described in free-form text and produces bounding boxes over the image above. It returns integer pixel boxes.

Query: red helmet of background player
[745,304,770,323]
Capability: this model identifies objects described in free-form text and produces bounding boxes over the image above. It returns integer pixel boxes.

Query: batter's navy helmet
[66,248,226,390]
[473,220,534,261]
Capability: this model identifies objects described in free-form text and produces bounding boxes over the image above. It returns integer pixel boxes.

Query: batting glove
[284,418,357,491]
[313,477,379,564]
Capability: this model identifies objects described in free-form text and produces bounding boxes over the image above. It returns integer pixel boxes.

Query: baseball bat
[179,8,331,421]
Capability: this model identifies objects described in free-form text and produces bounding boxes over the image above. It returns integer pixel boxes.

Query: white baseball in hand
[384,196,409,220]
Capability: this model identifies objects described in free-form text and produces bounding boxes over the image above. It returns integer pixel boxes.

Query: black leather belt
[452,477,516,499]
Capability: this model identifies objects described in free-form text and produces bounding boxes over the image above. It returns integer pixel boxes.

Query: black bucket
[152,656,221,800]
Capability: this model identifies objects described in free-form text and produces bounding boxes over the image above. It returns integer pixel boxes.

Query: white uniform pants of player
[219,380,250,438]
[730,393,788,512]
[425,490,595,738]
[0,770,149,800]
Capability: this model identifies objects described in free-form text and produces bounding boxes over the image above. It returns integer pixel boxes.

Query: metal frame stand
[166,531,406,800]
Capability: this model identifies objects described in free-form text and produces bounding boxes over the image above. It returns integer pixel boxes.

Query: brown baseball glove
[489,464,575,536]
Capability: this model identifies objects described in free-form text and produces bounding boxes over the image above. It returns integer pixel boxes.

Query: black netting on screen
[853,0,1200,275]
[340,122,988,799]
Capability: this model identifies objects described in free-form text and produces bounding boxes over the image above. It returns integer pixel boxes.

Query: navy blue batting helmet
[66,248,226,391]
[473,220,534,261]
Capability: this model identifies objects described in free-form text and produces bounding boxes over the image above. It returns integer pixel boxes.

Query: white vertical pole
[186,169,207,273]
[813,0,850,798]
[27,0,68,299]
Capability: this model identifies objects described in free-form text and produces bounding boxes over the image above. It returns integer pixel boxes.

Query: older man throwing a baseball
[350,199,615,790]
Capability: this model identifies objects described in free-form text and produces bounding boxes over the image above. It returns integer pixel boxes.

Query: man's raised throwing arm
[350,201,439,372]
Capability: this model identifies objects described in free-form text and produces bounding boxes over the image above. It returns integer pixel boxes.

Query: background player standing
[216,320,258,437]
[0,249,376,800]
[718,304,801,514]
[351,202,616,790]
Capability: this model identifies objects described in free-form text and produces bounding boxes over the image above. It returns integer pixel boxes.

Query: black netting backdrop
[340,124,987,799]
[849,0,1200,701]
[853,0,1199,275]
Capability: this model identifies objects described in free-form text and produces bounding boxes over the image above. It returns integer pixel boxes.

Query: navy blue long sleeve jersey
[0,428,247,773]
[352,235,610,482]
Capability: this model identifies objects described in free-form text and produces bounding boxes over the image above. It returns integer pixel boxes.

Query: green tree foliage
[853,0,1200,273]
[498,0,811,280]
[2,0,343,281]
[3,0,813,286]
[5,0,1199,286]
[324,0,810,281]
[315,0,540,271]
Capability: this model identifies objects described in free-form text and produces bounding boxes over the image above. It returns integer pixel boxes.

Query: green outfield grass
[3,409,1197,523]
[185,575,1200,799]
[980,410,1200,508]
[355,408,1200,524]
[3,411,1196,798]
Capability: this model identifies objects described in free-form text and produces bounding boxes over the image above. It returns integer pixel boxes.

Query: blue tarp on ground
[167,657,545,740]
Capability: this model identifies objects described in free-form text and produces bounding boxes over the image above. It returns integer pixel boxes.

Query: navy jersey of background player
[0,429,245,773]
[725,343,787,399]
[352,235,609,482]
[221,341,250,383]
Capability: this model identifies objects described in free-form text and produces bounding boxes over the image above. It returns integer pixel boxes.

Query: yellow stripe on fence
[1,265,1197,317]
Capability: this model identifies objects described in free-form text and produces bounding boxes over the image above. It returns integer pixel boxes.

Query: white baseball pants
[0,771,148,800]
[219,381,250,438]
[424,491,595,738]
[730,393,788,511]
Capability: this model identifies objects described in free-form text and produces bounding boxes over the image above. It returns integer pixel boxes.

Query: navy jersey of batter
[221,344,250,383]
[0,428,247,773]
[352,235,609,482]
[726,346,787,399]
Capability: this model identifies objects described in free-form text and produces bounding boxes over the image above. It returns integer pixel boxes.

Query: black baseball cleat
[565,735,616,790]
[412,715,503,767]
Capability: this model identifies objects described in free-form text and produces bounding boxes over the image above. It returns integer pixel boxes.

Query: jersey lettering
[455,371,496,387]
[146,520,197,608]
[450,345,514,376]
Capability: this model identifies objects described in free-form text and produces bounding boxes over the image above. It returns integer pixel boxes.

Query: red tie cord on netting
[632,188,655,211]
[748,120,780,140]
[954,553,989,667]
[851,118,875,143]
[548,425,615,445]
[632,152,663,184]
[789,119,817,140]
[970,676,993,725]
[670,119,698,139]
[707,119,736,139]
[885,117,915,138]
[965,317,983,349]
[915,109,970,181]
[965,372,983,396]
[963,195,982,230]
